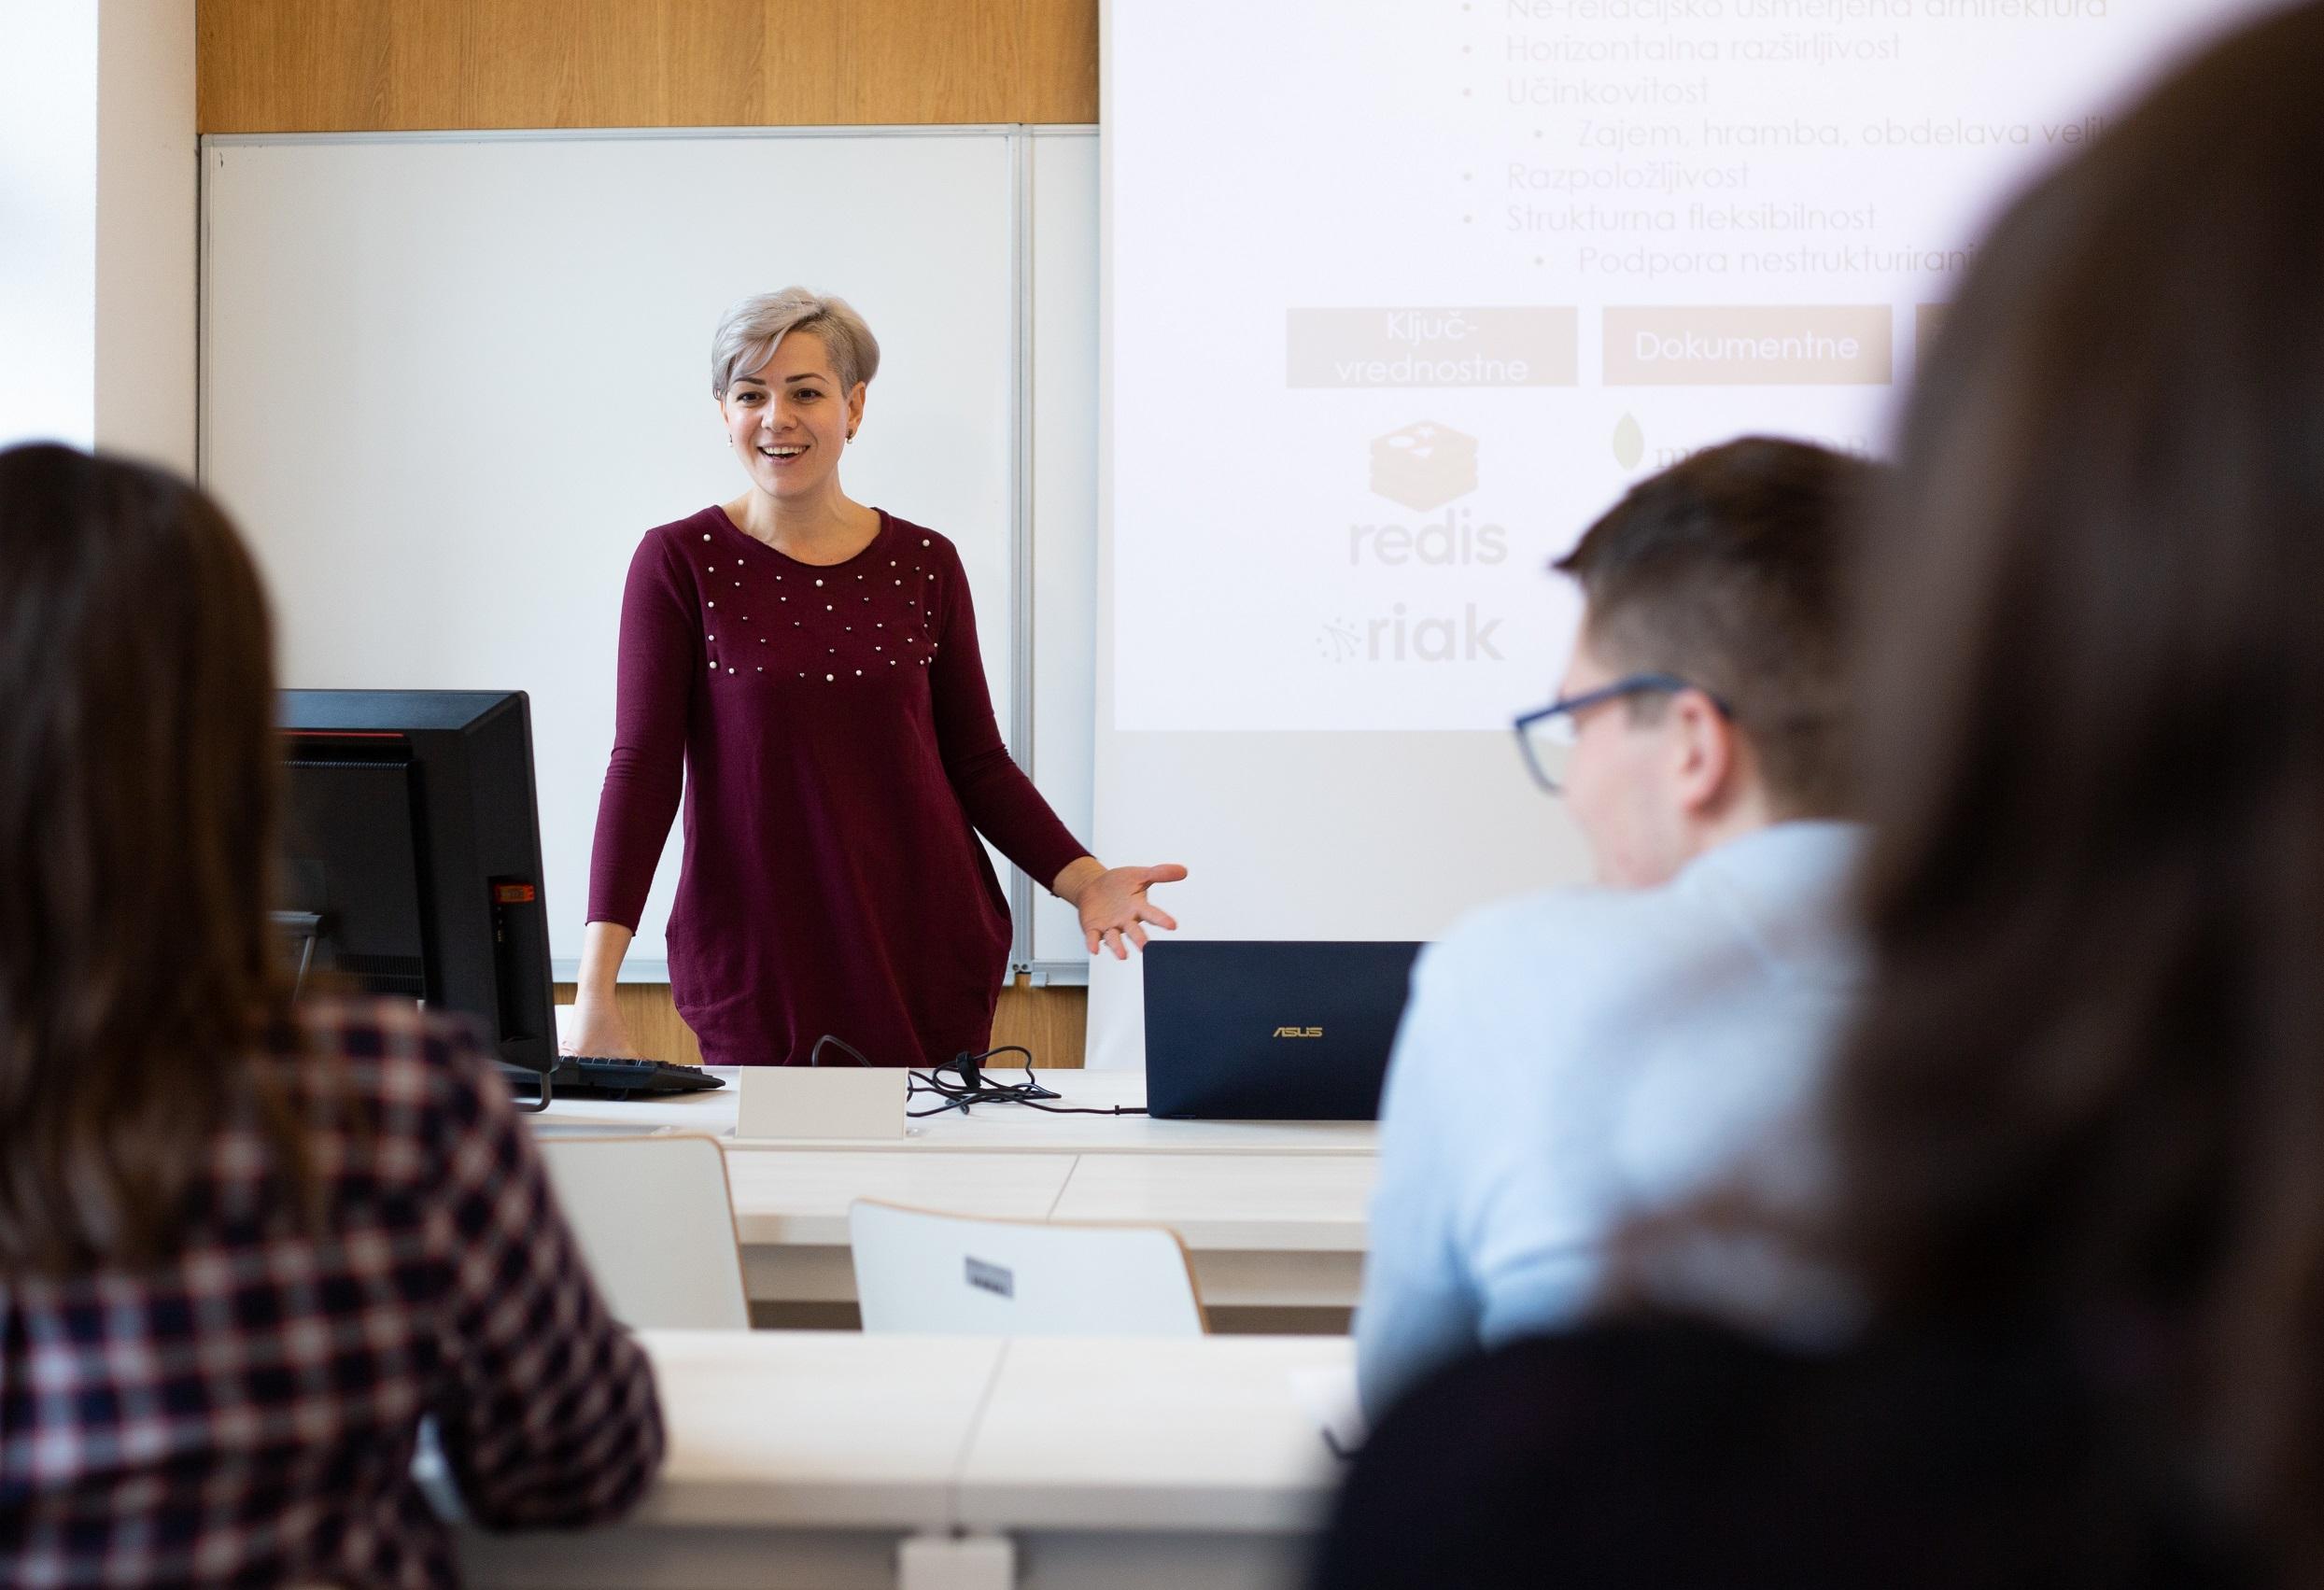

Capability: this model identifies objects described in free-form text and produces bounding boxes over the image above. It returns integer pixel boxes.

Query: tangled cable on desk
[909,1046,1148,1119]
[806,1034,1148,1118]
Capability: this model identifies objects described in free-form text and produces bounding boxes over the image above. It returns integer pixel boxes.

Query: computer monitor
[275,689,556,1078]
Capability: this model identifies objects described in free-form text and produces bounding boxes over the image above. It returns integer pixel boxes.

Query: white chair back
[539,1133,750,1330]
[848,1199,1206,1336]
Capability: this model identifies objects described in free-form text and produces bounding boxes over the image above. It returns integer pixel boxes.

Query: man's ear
[1668,689,1739,816]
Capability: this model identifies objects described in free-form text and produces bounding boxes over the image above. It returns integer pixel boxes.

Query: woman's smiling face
[721,330,865,501]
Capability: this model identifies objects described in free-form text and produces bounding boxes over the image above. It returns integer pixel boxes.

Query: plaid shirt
[0,999,664,1588]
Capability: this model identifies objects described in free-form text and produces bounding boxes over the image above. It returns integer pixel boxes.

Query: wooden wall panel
[199,0,1098,132]
[382,1,469,129]
[555,978,1090,1068]
[670,4,767,128]
[197,1,390,132]
[989,974,1090,1072]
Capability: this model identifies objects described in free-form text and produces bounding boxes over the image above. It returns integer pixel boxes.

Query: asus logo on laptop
[1272,1025,1324,1038]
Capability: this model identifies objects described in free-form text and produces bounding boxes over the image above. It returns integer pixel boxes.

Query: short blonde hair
[710,288,881,399]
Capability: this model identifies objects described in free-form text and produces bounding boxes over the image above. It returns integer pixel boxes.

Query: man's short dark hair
[1554,436,1876,817]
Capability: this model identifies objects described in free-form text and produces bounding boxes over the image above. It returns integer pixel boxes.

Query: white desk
[533,1075,1381,1313]
[1051,1154,1375,1251]
[719,1150,1375,1311]
[724,1150,1079,1306]
[1051,1154,1375,1312]
[963,1336,1347,1530]
[459,1330,1349,1590]
[457,1330,1002,1588]
[535,1068,1380,1157]
[959,1336,1345,1590]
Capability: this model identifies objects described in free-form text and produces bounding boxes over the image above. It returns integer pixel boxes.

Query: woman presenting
[567,288,1181,1067]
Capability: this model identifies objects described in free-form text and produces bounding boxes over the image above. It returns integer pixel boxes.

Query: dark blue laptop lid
[1142,941,1425,1120]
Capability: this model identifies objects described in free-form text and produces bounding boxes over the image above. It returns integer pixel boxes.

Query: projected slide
[1110,0,2247,731]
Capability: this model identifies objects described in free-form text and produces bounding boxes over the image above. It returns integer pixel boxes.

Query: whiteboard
[201,128,1098,981]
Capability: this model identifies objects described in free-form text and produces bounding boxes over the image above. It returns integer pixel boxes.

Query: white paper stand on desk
[1288,1362,1368,1459]
[898,1535,1012,1590]
[738,1066,908,1140]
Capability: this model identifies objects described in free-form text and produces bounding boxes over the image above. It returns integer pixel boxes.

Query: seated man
[1356,436,1876,1419]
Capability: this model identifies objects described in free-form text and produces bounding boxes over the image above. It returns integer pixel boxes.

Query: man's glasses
[1512,673,1734,794]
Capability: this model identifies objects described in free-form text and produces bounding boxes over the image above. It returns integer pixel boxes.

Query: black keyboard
[502,1056,726,1100]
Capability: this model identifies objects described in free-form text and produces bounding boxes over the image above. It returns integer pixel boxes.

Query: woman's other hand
[561,993,642,1060]
[565,921,643,1058]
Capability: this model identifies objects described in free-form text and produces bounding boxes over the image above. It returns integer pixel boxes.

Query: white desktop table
[456,1330,997,1589]
[957,1336,1348,1590]
[533,1067,1380,1156]
[458,1330,1349,1590]
[536,1069,1375,1320]
[1049,1153,1375,1313]
[532,1070,1381,1314]
[722,1148,1374,1312]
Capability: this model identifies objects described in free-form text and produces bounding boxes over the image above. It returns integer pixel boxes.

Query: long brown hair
[0,444,312,1272]
[1835,1,2324,1572]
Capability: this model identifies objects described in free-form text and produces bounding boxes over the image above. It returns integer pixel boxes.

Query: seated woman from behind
[0,443,663,1587]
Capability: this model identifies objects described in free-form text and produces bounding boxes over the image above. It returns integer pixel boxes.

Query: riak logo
[1272,1025,1324,1038]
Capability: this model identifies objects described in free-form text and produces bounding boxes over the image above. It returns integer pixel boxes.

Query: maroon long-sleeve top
[587,505,1088,1066]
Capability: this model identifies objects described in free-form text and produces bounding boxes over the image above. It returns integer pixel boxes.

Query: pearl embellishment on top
[694,528,940,683]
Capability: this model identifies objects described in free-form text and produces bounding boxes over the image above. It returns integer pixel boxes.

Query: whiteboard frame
[1022,127,1102,984]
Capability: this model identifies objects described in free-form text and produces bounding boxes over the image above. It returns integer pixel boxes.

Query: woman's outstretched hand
[1055,858,1189,960]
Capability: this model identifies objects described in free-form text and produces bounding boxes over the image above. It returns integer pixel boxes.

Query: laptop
[1142,941,1425,1120]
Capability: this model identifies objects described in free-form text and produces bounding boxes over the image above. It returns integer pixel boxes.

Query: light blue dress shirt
[1355,821,1866,1419]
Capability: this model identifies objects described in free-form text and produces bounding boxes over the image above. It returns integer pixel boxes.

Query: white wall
[0,0,194,469]
[0,3,100,450]
[95,0,198,471]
